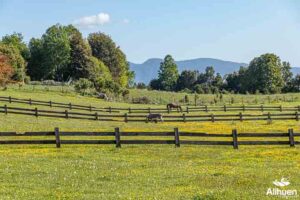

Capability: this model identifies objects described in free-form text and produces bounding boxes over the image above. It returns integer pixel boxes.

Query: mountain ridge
[129,58,300,84]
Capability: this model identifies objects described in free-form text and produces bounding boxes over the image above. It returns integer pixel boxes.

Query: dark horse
[146,113,164,123]
[167,103,182,112]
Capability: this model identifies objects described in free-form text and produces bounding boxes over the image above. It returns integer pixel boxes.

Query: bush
[24,75,31,84]
[94,77,122,94]
[132,96,151,104]
[74,78,92,95]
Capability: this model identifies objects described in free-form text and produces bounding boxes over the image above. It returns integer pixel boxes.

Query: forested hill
[129,58,248,84]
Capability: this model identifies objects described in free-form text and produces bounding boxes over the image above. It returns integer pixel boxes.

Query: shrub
[74,78,93,95]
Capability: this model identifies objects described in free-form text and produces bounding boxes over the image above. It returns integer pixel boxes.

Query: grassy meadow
[0,85,299,199]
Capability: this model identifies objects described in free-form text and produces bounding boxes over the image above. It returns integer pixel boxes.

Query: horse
[166,103,182,112]
[146,113,164,123]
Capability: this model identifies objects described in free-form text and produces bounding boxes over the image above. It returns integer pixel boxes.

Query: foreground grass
[0,86,300,199]
[0,145,299,199]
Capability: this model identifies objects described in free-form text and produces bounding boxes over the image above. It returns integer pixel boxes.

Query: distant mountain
[130,58,300,84]
[129,58,248,84]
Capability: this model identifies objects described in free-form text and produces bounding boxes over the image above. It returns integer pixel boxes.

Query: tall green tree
[41,24,71,81]
[88,32,131,87]
[64,25,92,80]
[158,55,179,91]
[282,61,293,84]
[176,70,198,91]
[244,53,284,93]
[1,33,30,62]
[27,38,44,80]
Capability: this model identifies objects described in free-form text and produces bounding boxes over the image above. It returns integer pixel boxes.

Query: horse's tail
[166,104,169,110]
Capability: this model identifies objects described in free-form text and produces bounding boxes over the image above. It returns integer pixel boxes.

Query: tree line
[0,24,134,95]
[148,54,300,94]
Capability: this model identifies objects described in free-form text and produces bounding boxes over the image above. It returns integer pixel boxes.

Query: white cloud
[73,12,110,28]
[123,18,130,24]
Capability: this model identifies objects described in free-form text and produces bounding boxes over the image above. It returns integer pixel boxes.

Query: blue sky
[0,0,300,66]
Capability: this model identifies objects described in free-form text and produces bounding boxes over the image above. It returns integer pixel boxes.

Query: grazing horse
[146,113,164,123]
[167,103,182,112]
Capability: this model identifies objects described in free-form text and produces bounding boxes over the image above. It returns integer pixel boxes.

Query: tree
[0,55,14,87]
[41,24,71,81]
[224,66,247,93]
[176,70,198,91]
[158,55,179,91]
[64,25,93,80]
[0,43,25,81]
[149,78,161,90]
[213,72,223,88]
[88,32,132,87]
[27,38,44,80]
[282,61,293,84]
[1,33,30,61]
[244,53,284,93]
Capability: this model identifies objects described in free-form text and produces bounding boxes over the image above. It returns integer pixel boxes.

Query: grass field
[0,85,300,199]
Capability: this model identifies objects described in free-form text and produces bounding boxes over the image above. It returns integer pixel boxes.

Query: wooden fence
[1,104,300,123]
[1,96,300,114]
[0,128,298,149]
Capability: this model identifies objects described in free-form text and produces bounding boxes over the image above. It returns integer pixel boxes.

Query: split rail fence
[1,96,300,114]
[1,104,300,123]
[0,128,298,149]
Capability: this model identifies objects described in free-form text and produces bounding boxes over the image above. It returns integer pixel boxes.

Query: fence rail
[1,96,300,114]
[1,104,300,123]
[0,127,298,149]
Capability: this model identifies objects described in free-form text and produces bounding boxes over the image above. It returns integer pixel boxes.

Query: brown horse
[146,113,164,123]
[167,103,182,112]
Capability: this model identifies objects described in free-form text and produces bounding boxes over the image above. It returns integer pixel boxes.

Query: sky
[0,0,300,66]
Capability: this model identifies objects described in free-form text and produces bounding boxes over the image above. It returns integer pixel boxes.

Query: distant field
[0,85,300,199]
[7,84,300,106]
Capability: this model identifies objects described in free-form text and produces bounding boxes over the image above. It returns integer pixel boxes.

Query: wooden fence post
[54,127,61,148]
[95,112,98,120]
[243,105,245,112]
[205,105,208,112]
[279,105,282,112]
[128,107,131,114]
[109,107,112,113]
[115,127,121,148]
[49,101,52,107]
[232,129,238,149]
[182,113,186,122]
[267,112,271,121]
[211,114,215,122]
[8,96,11,103]
[167,107,170,114]
[65,110,69,119]
[295,112,299,121]
[239,112,243,122]
[89,105,92,112]
[288,129,295,147]
[186,107,189,113]
[261,105,264,112]
[125,113,128,123]
[148,107,151,114]
[69,103,72,110]
[174,128,180,147]
[35,107,38,117]
[29,98,32,105]
[224,105,227,112]
[4,105,7,115]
